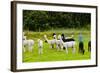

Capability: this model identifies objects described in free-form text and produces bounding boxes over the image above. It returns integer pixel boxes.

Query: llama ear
[53,33,56,36]
[53,35,56,39]
[37,39,40,42]
[44,35,46,38]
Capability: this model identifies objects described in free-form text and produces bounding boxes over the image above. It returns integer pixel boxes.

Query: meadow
[22,28,91,62]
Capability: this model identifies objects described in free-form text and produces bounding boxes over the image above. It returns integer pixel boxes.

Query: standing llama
[58,35,76,54]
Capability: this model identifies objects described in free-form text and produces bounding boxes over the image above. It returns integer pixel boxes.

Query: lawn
[22,28,91,62]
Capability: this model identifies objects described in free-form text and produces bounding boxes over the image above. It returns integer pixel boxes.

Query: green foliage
[23,10,91,31]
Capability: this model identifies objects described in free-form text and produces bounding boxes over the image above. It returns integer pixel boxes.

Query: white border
[17,3,96,69]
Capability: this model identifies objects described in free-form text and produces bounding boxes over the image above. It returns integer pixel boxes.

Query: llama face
[58,35,61,40]
[23,36,26,40]
[53,34,56,39]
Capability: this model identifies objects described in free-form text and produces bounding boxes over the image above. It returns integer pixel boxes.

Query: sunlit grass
[23,29,91,62]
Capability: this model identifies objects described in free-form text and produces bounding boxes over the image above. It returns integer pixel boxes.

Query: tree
[23,10,91,31]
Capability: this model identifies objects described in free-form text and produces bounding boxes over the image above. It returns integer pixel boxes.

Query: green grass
[23,29,91,62]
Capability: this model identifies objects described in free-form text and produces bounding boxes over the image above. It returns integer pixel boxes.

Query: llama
[23,35,34,52]
[58,35,76,54]
[44,35,56,48]
[38,39,43,55]
[61,33,75,50]
[61,34,75,42]
[53,34,63,51]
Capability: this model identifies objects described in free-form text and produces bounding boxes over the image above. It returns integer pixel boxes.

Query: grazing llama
[44,35,56,48]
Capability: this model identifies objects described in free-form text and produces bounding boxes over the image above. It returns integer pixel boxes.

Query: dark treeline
[23,10,91,31]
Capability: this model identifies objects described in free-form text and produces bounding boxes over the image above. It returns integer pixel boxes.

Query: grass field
[22,28,91,63]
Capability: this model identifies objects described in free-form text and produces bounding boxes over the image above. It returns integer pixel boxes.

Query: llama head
[38,39,40,42]
[23,32,25,36]
[44,35,48,43]
[61,33,64,36]
[58,35,61,40]
[23,36,26,40]
[53,34,56,39]
[44,35,47,38]
[61,33,65,39]
[71,34,74,38]
[53,33,56,36]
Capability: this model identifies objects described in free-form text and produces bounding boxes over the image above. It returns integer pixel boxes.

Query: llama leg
[50,44,52,48]
[61,45,63,51]
[39,46,43,55]
[23,45,26,52]
[39,47,43,55]
[56,44,58,49]
[31,46,33,52]
[52,44,54,48]
[50,45,52,48]
[28,44,30,52]
[29,46,33,52]
[72,47,75,54]
[57,45,60,51]
[65,47,68,54]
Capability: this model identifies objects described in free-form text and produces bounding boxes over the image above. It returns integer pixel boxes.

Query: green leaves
[23,10,91,31]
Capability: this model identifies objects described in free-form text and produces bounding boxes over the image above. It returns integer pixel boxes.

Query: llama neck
[60,38,64,44]
[45,37,49,43]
